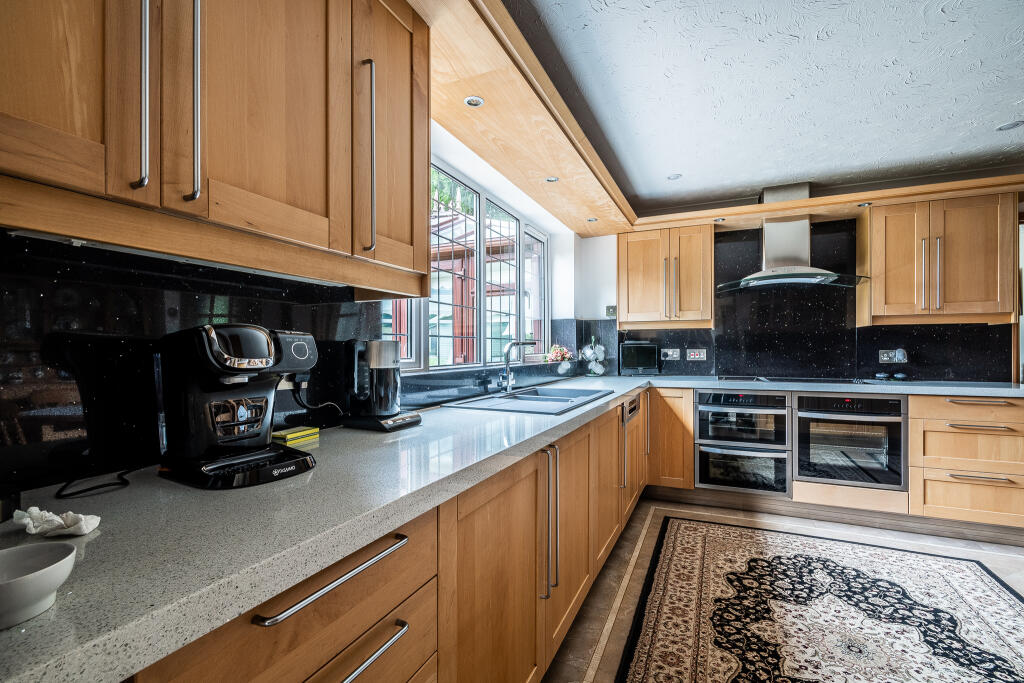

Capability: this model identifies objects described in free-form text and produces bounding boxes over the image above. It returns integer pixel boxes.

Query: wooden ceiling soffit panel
[419,0,632,237]
[633,174,1024,232]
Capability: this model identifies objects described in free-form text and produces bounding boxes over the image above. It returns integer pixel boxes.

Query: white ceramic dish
[0,542,76,629]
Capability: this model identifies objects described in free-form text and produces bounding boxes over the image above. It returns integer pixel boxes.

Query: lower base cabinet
[648,388,694,489]
[910,466,1024,527]
[591,407,623,569]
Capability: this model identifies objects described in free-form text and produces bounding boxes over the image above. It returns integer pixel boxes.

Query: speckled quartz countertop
[2,375,1022,682]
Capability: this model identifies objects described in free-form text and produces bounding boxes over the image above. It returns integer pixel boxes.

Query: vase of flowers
[547,344,574,375]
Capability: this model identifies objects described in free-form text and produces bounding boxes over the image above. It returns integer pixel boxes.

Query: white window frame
[392,160,551,373]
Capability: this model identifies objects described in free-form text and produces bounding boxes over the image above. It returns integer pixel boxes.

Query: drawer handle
[946,473,1013,483]
[946,423,1013,431]
[945,399,1013,406]
[182,0,201,201]
[129,0,150,189]
[342,619,409,683]
[252,534,409,627]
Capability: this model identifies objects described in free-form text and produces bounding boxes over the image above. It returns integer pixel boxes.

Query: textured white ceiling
[503,0,1024,213]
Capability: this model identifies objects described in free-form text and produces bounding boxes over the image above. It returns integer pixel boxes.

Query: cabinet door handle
[946,398,1013,406]
[946,473,1013,483]
[935,236,941,309]
[663,258,668,317]
[182,0,202,201]
[341,619,409,683]
[551,443,560,589]
[129,0,150,189]
[946,423,1013,431]
[540,448,552,600]
[672,256,678,317]
[362,58,377,252]
[644,390,650,457]
[920,238,926,309]
[620,417,628,489]
[251,534,408,626]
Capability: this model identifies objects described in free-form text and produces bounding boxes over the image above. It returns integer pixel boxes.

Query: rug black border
[615,515,1024,682]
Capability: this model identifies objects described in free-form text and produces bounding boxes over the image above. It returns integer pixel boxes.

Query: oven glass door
[696,445,789,494]
[796,414,904,488]
[697,406,788,448]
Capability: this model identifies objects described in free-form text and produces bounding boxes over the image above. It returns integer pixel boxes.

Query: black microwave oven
[618,342,659,375]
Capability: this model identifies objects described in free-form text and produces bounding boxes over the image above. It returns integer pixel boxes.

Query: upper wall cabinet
[351,0,429,272]
[869,194,1015,320]
[617,225,713,326]
[0,0,161,205]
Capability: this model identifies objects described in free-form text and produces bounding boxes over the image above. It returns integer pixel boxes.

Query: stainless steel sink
[448,386,614,415]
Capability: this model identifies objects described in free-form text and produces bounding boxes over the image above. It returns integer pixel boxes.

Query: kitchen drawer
[409,653,438,683]
[910,419,1024,475]
[909,395,1024,423]
[136,509,437,683]
[306,578,437,683]
[910,467,1024,528]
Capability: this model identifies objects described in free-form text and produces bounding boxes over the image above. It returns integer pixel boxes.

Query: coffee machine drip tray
[158,444,315,489]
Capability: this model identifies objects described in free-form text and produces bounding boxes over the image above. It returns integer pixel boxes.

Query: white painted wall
[574,235,617,320]
[549,231,576,319]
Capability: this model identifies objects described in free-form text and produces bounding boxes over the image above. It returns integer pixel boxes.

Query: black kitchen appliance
[618,342,659,375]
[158,324,319,488]
[695,390,791,495]
[309,339,420,432]
[794,393,907,490]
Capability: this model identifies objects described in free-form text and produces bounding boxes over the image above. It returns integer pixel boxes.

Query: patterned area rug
[617,518,1024,682]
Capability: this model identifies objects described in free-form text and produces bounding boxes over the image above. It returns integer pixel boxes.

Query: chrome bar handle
[946,473,1013,483]
[552,444,560,589]
[539,448,552,600]
[946,398,1013,406]
[252,534,408,626]
[183,0,201,201]
[130,0,150,189]
[663,258,668,317]
[672,256,678,317]
[620,415,628,489]
[342,620,409,683]
[644,390,650,457]
[935,236,941,309]
[363,58,377,252]
[946,423,1013,431]
[920,238,926,309]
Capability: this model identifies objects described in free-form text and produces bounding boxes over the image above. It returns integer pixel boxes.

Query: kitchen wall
[620,221,1014,381]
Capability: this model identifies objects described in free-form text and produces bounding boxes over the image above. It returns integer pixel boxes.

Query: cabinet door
[162,0,336,247]
[668,225,713,320]
[929,194,1015,315]
[352,0,429,272]
[590,407,622,570]
[543,428,593,666]
[649,388,694,489]
[620,402,645,525]
[438,454,545,683]
[617,231,670,322]
[0,0,156,201]
[870,202,930,316]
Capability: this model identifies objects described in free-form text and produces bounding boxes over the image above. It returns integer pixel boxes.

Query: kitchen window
[382,163,549,372]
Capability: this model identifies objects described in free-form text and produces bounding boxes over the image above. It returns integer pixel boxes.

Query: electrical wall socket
[605,305,617,318]
[661,348,680,361]
[685,348,707,361]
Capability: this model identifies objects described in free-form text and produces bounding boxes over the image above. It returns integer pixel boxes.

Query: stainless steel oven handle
[797,411,904,423]
[698,445,788,459]
[698,406,788,415]
[946,423,1013,431]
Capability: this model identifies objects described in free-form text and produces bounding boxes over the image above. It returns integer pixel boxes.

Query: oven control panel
[798,395,904,415]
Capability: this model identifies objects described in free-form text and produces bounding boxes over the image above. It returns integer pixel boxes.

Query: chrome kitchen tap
[499,341,536,393]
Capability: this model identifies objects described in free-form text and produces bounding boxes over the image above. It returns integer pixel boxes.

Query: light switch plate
[686,348,707,361]
[661,348,680,361]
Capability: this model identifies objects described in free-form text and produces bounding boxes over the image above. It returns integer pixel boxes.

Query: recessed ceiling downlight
[546,176,559,183]
[587,218,598,223]
[858,202,872,207]
[713,218,725,223]
[667,173,682,181]
[996,120,1024,131]
[464,95,485,108]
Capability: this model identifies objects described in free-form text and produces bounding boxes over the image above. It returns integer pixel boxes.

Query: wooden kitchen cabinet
[620,393,647,525]
[869,194,1015,319]
[590,406,623,569]
[617,226,713,325]
[437,454,545,683]
[648,387,694,489]
[542,427,594,667]
[0,0,160,204]
[351,0,430,272]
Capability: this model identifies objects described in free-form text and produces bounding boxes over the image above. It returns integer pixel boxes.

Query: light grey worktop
[645,376,1024,397]
[1,374,1021,682]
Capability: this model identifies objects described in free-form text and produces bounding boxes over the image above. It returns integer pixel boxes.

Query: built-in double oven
[695,391,792,495]
[695,389,909,496]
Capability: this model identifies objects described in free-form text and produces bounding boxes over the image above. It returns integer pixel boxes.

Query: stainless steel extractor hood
[716,183,867,293]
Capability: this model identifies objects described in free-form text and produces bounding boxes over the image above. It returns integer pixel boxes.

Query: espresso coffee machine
[159,324,319,488]
[309,339,420,432]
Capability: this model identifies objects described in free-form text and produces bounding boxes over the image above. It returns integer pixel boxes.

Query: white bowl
[0,542,76,629]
